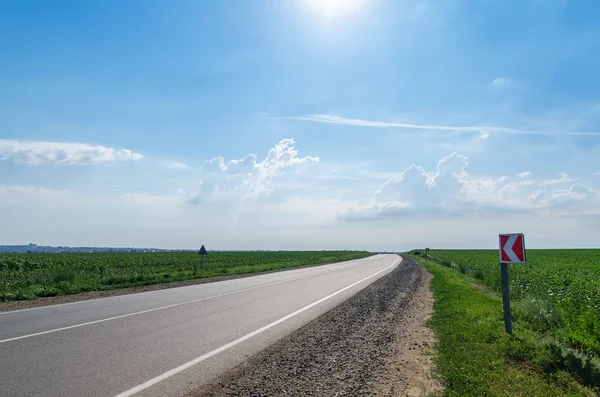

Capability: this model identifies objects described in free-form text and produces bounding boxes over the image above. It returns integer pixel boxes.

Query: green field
[423,249,600,356]
[412,255,596,396]
[0,250,372,301]
[413,249,600,394]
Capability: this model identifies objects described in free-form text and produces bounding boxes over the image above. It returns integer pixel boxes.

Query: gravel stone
[192,256,428,397]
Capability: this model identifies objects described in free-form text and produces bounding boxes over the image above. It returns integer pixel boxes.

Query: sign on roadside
[498,233,526,336]
[499,234,526,263]
[198,245,208,256]
[196,245,207,275]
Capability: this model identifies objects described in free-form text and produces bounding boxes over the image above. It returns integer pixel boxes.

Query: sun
[300,0,368,19]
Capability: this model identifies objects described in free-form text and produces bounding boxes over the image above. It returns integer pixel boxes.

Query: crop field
[0,250,372,301]
[423,249,600,358]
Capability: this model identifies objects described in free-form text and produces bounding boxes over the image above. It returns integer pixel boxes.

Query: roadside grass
[0,251,372,301]
[420,249,600,358]
[408,254,598,396]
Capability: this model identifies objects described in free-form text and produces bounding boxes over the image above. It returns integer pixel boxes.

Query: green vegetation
[426,249,600,358]
[408,250,600,396]
[0,250,372,301]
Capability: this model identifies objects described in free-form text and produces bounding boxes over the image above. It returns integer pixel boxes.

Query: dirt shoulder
[375,265,442,397]
[192,256,441,397]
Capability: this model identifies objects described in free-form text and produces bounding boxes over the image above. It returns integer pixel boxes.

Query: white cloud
[0,140,143,165]
[543,172,578,185]
[319,173,364,181]
[593,171,600,176]
[337,153,598,221]
[282,114,600,136]
[492,77,512,86]
[0,185,69,201]
[517,171,532,178]
[340,200,411,221]
[188,138,319,202]
[160,161,187,170]
[550,183,596,203]
[528,189,544,203]
[478,131,491,139]
[120,193,183,206]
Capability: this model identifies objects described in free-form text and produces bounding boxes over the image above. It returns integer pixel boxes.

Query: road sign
[498,233,526,335]
[196,245,208,275]
[499,233,525,264]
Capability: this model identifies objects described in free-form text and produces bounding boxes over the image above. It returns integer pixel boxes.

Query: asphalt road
[0,254,401,397]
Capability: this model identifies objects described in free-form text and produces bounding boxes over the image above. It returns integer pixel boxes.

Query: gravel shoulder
[192,256,442,397]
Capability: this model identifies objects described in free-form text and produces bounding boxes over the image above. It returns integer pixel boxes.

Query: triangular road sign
[198,245,208,256]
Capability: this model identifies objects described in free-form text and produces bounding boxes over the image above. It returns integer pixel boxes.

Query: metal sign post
[197,245,208,275]
[498,233,526,336]
[500,262,512,335]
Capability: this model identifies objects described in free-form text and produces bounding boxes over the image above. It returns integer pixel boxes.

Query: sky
[1,0,599,251]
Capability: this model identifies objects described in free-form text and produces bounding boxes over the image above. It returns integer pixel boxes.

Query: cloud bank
[1,139,598,250]
[338,153,598,221]
[0,140,143,165]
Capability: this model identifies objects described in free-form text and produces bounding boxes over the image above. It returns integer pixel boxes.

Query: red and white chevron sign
[499,233,526,263]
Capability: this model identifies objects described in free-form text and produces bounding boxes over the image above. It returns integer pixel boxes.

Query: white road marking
[113,257,400,397]
[0,257,381,344]
[0,257,372,316]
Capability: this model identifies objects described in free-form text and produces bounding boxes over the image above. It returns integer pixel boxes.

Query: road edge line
[0,257,382,344]
[0,256,375,316]
[113,256,401,397]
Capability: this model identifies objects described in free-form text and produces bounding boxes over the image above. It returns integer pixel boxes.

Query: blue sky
[1,0,599,250]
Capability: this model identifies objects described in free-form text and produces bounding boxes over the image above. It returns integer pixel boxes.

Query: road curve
[0,254,401,397]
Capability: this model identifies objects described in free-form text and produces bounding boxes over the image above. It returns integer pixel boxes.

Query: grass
[0,250,372,301]
[408,253,598,396]
[423,249,600,358]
